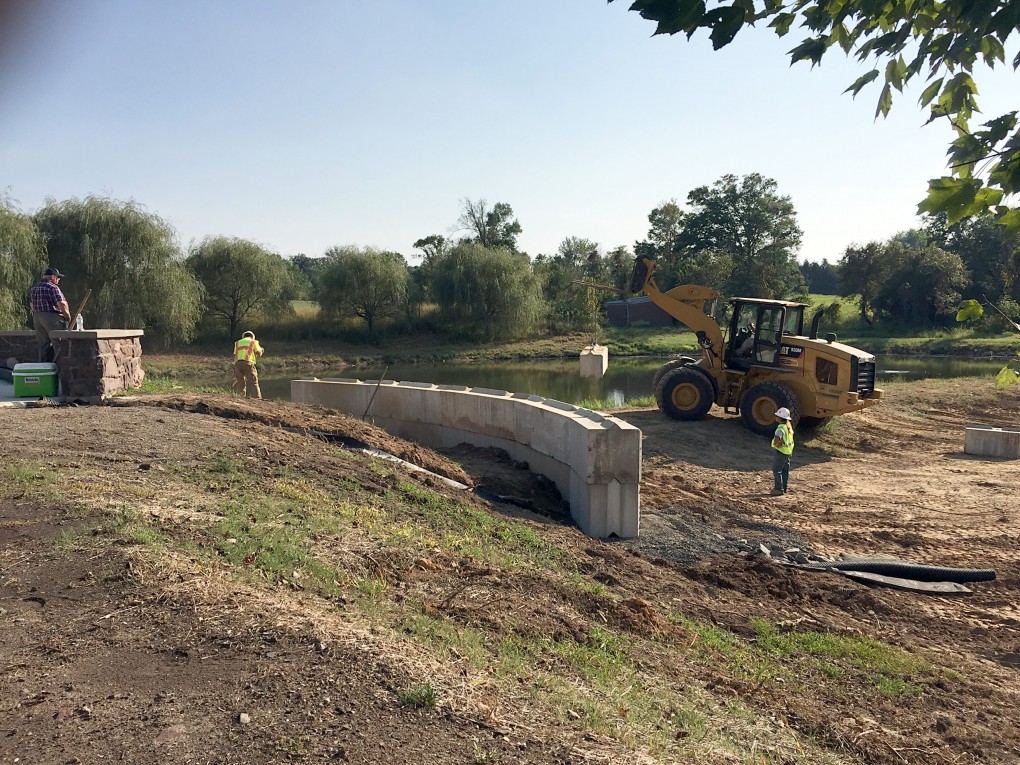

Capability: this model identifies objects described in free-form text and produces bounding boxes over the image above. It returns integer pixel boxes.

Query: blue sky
[1,0,1016,264]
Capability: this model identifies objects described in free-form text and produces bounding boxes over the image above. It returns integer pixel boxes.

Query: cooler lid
[13,362,58,373]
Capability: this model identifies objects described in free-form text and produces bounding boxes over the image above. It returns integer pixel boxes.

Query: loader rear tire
[740,381,800,436]
[656,367,714,421]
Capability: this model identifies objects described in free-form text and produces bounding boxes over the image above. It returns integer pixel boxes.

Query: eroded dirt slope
[1,379,1019,764]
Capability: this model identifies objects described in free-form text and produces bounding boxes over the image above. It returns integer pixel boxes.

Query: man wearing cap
[770,407,795,496]
[232,331,264,399]
[28,267,72,362]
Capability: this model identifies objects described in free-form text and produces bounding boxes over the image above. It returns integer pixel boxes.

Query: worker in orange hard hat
[232,331,264,399]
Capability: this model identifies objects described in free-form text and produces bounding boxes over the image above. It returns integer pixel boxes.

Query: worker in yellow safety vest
[770,406,795,496]
[232,331,264,399]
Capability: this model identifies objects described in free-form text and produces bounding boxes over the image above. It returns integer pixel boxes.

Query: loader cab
[726,299,806,370]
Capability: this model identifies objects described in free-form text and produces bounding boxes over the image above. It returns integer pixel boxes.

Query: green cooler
[13,363,59,397]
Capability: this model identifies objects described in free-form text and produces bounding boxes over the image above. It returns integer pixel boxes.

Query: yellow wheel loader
[628,256,882,435]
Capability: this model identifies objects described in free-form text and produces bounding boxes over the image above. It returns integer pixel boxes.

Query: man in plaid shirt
[28,267,72,362]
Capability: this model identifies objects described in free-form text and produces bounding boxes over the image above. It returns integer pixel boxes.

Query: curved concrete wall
[291,378,641,539]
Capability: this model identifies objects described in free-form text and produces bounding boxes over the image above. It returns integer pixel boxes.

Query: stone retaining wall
[291,378,641,539]
[0,329,144,399]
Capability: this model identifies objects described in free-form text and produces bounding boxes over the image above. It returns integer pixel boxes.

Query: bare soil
[2,378,1019,764]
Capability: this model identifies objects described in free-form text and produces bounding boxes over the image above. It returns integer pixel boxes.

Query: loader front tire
[651,358,696,391]
[656,367,714,421]
[740,381,800,436]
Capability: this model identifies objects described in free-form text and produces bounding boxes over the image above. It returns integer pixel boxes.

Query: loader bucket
[630,257,651,295]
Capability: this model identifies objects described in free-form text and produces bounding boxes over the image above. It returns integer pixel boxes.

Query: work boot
[769,489,785,496]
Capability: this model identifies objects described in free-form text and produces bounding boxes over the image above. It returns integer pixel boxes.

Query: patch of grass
[52,528,89,555]
[816,418,841,434]
[274,735,311,756]
[472,742,503,763]
[397,683,438,708]
[206,454,245,476]
[391,483,564,569]
[601,326,698,356]
[354,576,389,601]
[575,397,620,410]
[401,613,492,670]
[671,615,934,697]
[752,620,930,672]
[574,394,656,410]
[209,487,349,598]
[0,461,54,498]
[625,395,656,408]
[136,374,231,396]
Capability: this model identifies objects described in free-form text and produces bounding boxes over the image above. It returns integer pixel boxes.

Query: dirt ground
[2,379,1020,763]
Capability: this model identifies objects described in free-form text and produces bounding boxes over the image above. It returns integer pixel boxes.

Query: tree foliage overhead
[0,195,47,329]
[186,237,293,338]
[317,246,409,334]
[33,196,202,343]
[611,0,1020,232]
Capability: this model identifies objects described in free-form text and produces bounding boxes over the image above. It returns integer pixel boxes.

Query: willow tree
[187,237,293,338]
[429,242,545,340]
[317,246,409,334]
[0,196,47,329]
[33,196,202,343]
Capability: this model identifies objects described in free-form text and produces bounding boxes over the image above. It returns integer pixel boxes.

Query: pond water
[251,355,1007,404]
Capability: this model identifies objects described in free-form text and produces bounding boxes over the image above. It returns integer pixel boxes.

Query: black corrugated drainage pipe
[809,560,995,584]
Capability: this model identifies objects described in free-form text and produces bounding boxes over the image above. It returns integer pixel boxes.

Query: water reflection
[254,355,1005,403]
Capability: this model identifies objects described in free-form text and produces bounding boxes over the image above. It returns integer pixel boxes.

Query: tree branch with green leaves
[610,0,1020,231]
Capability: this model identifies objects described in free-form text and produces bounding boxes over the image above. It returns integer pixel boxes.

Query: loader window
[783,307,804,336]
[816,357,838,386]
[729,303,759,366]
[755,307,784,365]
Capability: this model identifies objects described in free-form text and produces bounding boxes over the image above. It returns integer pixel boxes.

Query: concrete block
[964,424,1020,459]
[525,403,572,457]
[470,387,510,397]
[579,345,608,379]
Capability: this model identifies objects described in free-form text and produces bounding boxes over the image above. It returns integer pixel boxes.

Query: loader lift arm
[629,257,725,370]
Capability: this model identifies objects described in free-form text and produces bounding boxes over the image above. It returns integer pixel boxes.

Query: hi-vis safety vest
[234,337,262,364]
[773,421,794,455]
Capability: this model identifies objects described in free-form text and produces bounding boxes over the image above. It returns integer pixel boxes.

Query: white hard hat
[775,407,792,420]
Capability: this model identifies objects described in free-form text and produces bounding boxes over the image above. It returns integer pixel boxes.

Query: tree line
[801,213,1019,331]
[1,178,1016,345]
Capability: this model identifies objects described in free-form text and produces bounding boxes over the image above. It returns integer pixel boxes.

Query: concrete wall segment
[290,378,641,539]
